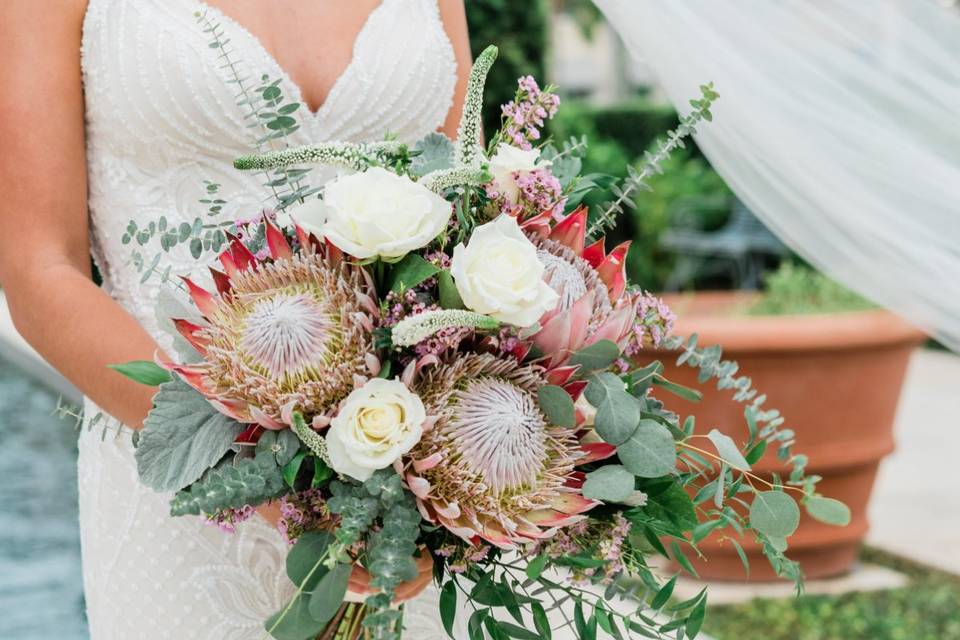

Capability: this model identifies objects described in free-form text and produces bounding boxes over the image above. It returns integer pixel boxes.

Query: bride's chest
[80,0,457,163]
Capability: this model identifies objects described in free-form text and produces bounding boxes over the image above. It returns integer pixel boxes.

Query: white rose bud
[488,143,544,205]
[450,215,559,328]
[325,378,426,481]
[295,167,452,261]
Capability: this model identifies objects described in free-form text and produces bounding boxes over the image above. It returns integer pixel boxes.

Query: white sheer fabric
[79,0,463,637]
[594,0,960,350]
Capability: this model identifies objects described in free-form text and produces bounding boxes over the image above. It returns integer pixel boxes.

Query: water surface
[0,356,88,639]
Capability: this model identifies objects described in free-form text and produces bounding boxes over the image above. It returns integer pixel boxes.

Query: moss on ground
[705,548,960,640]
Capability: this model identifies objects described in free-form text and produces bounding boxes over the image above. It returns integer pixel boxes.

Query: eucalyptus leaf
[307,562,351,624]
[616,420,677,478]
[582,465,636,502]
[805,496,851,526]
[135,378,244,492]
[706,428,751,470]
[594,390,641,446]
[537,385,575,428]
[264,595,327,640]
[584,372,626,408]
[287,531,333,592]
[569,340,620,372]
[169,453,285,516]
[750,491,801,538]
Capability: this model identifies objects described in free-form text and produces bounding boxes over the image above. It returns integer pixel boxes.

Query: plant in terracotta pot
[650,263,926,581]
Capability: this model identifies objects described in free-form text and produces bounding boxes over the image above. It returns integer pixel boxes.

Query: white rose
[325,378,426,481]
[296,167,452,260]
[488,143,544,204]
[450,215,559,327]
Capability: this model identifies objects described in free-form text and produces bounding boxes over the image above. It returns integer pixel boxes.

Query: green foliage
[136,378,244,492]
[585,372,640,446]
[410,132,455,177]
[582,465,636,502]
[750,491,801,539]
[326,470,423,640]
[386,254,440,293]
[750,262,876,316]
[568,339,621,371]
[537,385,576,429]
[706,548,960,640]
[170,451,285,516]
[255,429,301,466]
[627,148,732,289]
[465,0,549,137]
[617,420,678,478]
[551,99,680,169]
[550,99,732,290]
[107,360,172,387]
[804,496,852,526]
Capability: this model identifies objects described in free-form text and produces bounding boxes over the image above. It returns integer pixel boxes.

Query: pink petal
[577,442,617,465]
[249,406,285,430]
[264,219,293,261]
[582,237,606,267]
[596,241,631,301]
[413,452,443,472]
[179,277,217,318]
[550,205,588,253]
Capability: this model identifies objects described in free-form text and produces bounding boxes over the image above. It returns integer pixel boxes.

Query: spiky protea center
[536,238,613,330]
[538,249,587,311]
[239,292,335,381]
[411,354,579,531]
[197,253,376,420]
[447,379,547,494]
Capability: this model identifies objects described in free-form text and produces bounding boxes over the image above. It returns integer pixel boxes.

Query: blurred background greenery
[466,0,781,298]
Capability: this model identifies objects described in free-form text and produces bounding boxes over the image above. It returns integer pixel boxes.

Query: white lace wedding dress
[77,0,466,637]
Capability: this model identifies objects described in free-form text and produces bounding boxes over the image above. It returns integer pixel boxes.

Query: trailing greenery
[750,262,877,316]
[550,100,733,291]
[268,470,422,640]
[706,548,960,640]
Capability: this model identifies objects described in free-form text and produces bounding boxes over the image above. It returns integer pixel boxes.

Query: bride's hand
[256,501,284,528]
[347,549,434,604]
[255,503,433,603]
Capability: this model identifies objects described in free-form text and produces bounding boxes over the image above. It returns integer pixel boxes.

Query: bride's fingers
[346,551,435,602]
[255,501,283,528]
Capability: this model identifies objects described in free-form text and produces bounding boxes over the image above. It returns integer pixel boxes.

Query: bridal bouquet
[113,45,849,640]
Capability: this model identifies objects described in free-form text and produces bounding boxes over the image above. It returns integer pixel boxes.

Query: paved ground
[868,348,960,575]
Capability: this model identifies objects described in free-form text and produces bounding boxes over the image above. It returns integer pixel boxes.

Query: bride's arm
[0,1,158,428]
[438,0,472,138]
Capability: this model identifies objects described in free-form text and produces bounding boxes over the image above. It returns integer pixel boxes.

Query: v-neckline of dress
[196,0,389,117]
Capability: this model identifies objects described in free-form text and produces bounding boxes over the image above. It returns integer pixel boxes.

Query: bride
[0,0,474,637]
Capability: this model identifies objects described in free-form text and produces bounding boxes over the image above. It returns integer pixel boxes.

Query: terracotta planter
[650,291,925,581]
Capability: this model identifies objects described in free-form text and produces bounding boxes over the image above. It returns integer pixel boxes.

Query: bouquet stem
[318,602,366,640]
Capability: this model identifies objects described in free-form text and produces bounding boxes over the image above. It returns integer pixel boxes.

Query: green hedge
[551,98,680,162]
[466,0,549,136]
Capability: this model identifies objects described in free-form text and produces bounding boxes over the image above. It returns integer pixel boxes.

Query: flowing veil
[593,0,960,350]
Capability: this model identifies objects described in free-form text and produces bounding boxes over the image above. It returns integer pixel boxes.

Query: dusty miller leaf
[136,378,244,492]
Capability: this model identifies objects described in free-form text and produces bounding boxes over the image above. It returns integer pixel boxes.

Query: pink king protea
[163,222,380,428]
